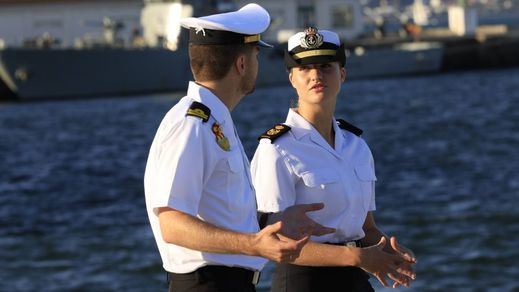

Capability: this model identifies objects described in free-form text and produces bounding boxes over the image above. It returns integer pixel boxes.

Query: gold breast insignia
[212,122,230,151]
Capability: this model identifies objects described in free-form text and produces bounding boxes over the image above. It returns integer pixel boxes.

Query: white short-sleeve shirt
[144,81,267,273]
[251,109,377,243]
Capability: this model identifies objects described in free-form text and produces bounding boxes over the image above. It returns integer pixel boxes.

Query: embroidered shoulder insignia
[337,119,363,136]
[258,124,291,142]
[186,101,210,123]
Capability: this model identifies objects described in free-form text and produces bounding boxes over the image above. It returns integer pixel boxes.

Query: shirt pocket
[226,153,244,173]
[301,170,338,189]
[353,164,377,211]
[299,169,344,216]
[224,153,249,214]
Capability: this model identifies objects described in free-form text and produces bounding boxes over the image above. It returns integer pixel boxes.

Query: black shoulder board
[258,124,291,142]
[337,119,363,136]
[186,101,210,123]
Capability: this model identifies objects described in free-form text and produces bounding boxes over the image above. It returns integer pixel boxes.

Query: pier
[346,25,519,72]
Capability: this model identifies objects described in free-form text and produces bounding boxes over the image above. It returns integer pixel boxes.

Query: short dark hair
[189,43,254,81]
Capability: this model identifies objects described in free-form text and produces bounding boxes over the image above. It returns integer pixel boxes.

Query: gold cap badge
[300,27,323,49]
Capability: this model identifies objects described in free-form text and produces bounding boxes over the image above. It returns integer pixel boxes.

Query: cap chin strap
[244,35,260,44]
[189,28,258,45]
[292,49,337,60]
[284,44,346,69]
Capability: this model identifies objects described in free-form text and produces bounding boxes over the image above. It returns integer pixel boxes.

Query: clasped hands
[263,203,417,288]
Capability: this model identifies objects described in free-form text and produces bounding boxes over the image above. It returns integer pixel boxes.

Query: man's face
[240,45,260,95]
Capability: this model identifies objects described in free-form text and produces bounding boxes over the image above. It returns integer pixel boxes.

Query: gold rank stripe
[293,49,337,60]
[187,108,208,120]
[244,34,260,43]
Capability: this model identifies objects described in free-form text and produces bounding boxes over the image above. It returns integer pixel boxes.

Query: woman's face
[289,62,345,107]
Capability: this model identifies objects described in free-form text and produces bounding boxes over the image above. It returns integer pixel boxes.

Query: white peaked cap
[284,28,345,68]
[180,3,272,47]
[287,30,340,51]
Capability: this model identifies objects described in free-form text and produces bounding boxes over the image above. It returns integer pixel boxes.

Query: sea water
[1,68,518,291]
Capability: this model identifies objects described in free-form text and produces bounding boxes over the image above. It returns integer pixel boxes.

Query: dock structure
[1,1,519,101]
[1,29,519,101]
[345,26,519,72]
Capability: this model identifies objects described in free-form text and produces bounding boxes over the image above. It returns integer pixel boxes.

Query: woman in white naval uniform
[251,27,417,291]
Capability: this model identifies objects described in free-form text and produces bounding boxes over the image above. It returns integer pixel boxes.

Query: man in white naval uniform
[144,5,333,292]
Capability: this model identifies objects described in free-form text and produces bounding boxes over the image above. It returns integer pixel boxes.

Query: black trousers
[271,264,374,292]
[168,266,256,292]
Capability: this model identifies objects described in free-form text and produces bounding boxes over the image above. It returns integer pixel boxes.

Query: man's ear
[235,54,246,76]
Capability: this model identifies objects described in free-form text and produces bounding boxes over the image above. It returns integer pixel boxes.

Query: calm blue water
[1,68,518,291]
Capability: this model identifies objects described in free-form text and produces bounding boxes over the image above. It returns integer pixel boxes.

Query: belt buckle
[252,270,261,285]
[345,241,357,247]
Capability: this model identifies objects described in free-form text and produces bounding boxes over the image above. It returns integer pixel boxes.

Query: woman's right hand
[357,237,416,288]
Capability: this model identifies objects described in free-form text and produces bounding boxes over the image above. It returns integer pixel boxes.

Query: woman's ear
[340,67,346,83]
[288,69,296,89]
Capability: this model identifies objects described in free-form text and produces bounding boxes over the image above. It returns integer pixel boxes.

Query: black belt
[167,265,261,285]
[325,239,363,248]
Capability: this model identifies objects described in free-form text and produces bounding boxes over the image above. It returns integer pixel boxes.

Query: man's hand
[358,237,416,288]
[275,203,336,239]
[252,221,309,262]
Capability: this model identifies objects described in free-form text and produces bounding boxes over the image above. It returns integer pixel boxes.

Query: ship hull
[0,44,443,101]
[0,48,192,100]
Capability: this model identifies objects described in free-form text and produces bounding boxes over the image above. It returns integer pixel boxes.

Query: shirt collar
[332,115,345,152]
[187,81,232,125]
[284,108,313,140]
[285,108,345,158]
